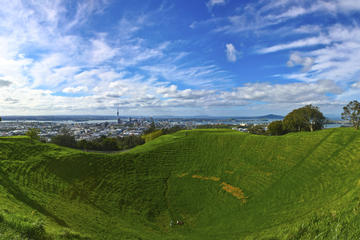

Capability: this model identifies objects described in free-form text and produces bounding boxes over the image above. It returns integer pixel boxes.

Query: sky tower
[117,107,121,124]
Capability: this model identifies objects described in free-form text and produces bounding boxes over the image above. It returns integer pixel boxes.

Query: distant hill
[237,114,283,120]
[0,128,360,239]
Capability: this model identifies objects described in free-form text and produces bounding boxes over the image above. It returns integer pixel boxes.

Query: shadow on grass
[0,167,68,227]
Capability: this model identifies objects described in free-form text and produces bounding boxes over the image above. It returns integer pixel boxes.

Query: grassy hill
[1,128,360,239]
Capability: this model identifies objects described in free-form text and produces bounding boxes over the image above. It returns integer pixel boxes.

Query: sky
[0,0,359,116]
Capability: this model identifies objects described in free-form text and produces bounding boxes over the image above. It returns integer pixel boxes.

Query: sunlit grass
[0,128,360,239]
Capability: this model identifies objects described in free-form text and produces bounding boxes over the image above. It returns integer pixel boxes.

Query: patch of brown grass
[177,173,188,178]
[192,175,220,182]
[220,182,247,203]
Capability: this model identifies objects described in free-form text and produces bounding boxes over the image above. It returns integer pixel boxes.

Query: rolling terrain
[1,128,360,239]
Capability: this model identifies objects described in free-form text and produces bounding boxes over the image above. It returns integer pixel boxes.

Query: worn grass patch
[191,175,220,182]
[220,182,248,203]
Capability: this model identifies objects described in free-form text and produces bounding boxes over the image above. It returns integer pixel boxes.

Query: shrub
[142,130,163,142]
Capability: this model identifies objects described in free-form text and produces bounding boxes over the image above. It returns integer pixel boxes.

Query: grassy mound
[1,128,360,239]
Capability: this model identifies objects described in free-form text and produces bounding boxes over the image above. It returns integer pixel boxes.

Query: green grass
[1,128,360,239]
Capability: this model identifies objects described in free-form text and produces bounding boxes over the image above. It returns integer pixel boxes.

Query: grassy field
[1,128,360,239]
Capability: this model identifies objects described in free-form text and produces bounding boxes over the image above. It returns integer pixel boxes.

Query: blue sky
[0,0,359,116]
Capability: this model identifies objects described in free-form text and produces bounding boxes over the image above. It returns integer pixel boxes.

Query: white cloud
[212,0,359,35]
[259,36,331,54]
[88,37,118,64]
[221,80,342,104]
[63,86,88,93]
[290,25,360,83]
[141,63,233,89]
[335,0,360,12]
[65,0,109,31]
[157,85,214,99]
[294,25,322,34]
[351,82,360,88]
[225,43,239,62]
[207,0,226,8]
[287,53,314,72]
[0,79,11,87]
[271,7,307,19]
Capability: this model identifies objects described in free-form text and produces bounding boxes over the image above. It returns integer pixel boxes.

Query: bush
[142,130,163,142]
[26,128,40,142]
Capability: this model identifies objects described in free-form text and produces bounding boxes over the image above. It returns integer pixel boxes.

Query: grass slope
[1,128,360,239]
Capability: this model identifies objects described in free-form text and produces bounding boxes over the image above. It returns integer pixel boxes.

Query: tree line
[50,129,145,151]
[23,125,186,151]
[262,100,360,136]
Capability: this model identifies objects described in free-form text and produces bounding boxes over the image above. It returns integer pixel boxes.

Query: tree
[248,125,266,135]
[342,100,360,130]
[144,120,156,134]
[51,128,76,148]
[100,137,119,151]
[77,139,89,151]
[267,120,284,135]
[283,105,325,132]
[142,129,163,142]
[26,128,40,142]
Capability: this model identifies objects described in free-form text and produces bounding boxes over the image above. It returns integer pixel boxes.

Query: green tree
[342,100,360,130]
[267,120,284,135]
[77,139,89,151]
[26,128,40,142]
[142,129,163,142]
[51,128,76,148]
[248,125,266,135]
[283,105,325,132]
[100,137,119,151]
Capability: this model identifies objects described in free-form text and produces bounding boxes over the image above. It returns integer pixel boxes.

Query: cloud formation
[225,43,238,62]
[207,0,227,8]
[0,0,358,116]
[221,80,342,104]
[351,82,360,88]
[287,53,314,72]
[0,79,11,88]
[63,86,88,93]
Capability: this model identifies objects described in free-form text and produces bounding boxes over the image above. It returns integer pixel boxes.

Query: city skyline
[0,0,359,116]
